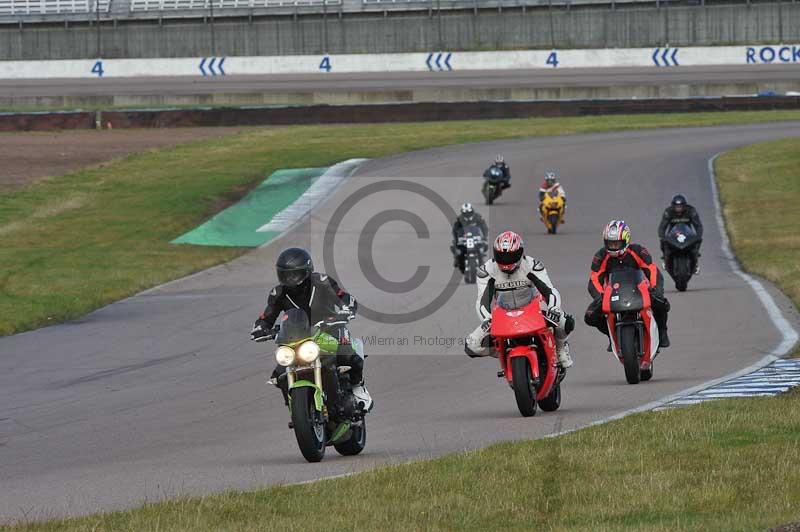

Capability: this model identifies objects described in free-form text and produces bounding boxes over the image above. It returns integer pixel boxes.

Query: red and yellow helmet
[603,220,631,257]
[493,231,524,272]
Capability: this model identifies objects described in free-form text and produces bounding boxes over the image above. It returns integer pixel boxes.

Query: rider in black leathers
[250,248,372,410]
[658,194,704,275]
[451,203,489,272]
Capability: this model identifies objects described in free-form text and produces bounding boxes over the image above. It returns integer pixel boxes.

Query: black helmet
[276,248,313,287]
[671,194,687,214]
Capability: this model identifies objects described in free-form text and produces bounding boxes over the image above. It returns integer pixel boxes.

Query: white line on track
[545,151,799,436]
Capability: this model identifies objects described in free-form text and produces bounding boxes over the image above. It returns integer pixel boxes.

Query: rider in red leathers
[465,230,574,368]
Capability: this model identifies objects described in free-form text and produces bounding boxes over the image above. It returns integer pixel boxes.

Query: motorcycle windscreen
[461,225,485,251]
[485,168,504,183]
[491,287,547,337]
[604,270,647,313]
[665,222,698,250]
[276,308,313,345]
[461,225,484,239]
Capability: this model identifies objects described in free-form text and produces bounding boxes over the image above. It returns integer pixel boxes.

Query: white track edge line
[545,150,799,439]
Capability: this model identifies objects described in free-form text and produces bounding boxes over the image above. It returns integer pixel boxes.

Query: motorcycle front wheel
[620,325,641,385]
[464,256,478,284]
[547,213,560,234]
[290,387,326,462]
[511,357,537,417]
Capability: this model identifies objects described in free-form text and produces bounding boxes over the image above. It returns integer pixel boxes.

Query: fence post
[95,0,101,58]
[209,0,217,56]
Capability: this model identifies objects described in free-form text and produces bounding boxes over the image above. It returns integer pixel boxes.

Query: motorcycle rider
[538,171,567,216]
[465,230,574,369]
[451,203,490,272]
[658,194,704,275]
[250,247,372,411]
[584,220,671,349]
[484,155,511,189]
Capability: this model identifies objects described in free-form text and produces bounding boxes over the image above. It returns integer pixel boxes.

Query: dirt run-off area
[0,127,252,191]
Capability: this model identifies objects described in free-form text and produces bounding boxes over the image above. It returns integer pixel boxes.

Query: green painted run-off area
[172,167,326,247]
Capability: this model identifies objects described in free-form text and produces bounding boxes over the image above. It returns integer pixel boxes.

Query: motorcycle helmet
[493,231,524,272]
[460,202,474,216]
[603,220,631,257]
[276,248,313,287]
[494,155,505,166]
[671,194,687,215]
[544,171,557,187]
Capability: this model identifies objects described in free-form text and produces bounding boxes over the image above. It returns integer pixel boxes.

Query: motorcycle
[457,225,487,284]
[663,223,699,292]
[269,308,368,462]
[602,270,659,384]
[491,287,565,417]
[540,190,565,234]
[482,167,504,205]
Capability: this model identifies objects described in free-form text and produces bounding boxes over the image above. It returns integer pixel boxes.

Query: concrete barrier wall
[0,3,799,60]
[2,44,799,79]
[3,96,800,132]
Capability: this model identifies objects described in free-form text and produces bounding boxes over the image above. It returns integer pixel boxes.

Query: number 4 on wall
[92,60,104,77]
[319,56,332,73]
[546,52,559,68]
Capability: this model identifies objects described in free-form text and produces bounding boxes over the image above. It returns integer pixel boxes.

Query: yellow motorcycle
[540,190,565,234]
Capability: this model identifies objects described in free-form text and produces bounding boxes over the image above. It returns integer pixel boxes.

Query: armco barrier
[3,96,799,131]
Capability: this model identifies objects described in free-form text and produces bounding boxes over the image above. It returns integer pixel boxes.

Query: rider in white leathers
[465,231,574,369]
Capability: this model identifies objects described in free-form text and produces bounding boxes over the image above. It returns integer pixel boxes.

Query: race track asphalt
[1,122,799,522]
[1,65,799,98]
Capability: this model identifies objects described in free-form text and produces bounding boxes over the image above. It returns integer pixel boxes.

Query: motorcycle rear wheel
[538,382,561,411]
[511,357,538,417]
[334,419,367,456]
[620,326,641,385]
[290,388,326,463]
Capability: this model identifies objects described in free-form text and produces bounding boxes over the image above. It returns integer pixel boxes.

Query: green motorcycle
[270,309,368,463]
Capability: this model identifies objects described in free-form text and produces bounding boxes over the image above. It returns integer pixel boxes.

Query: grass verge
[2,110,800,336]
[7,390,800,531]
[715,137,800,313]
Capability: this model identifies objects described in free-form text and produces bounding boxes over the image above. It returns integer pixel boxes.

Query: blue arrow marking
[199,57,207,76]
[670,48,679,66]
[426,53,434,71]
[661,48,671,67]
[652,48,661,66]
[208,57,217,76]
[218,57,226,75]
[435,53,442,71]
[444,52,452,71]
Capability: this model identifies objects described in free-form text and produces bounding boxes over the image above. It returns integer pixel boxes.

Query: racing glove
[250,319,274,342]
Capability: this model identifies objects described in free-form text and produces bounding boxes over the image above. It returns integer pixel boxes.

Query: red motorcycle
[603,270,660,384]
[491,288,564,417]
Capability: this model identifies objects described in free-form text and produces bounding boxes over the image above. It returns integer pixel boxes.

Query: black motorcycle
[482,167,504,205]
[457,225,487,284]
[662,222,700,292]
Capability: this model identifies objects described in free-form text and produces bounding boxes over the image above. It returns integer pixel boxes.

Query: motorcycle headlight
[296,341,320,364]
[275,346,295,367]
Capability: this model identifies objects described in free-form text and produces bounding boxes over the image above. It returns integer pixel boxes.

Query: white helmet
[494,155,505,165]
[460,202,474,215]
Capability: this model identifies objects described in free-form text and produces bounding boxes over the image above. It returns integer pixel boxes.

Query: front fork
[285,358,324,389]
